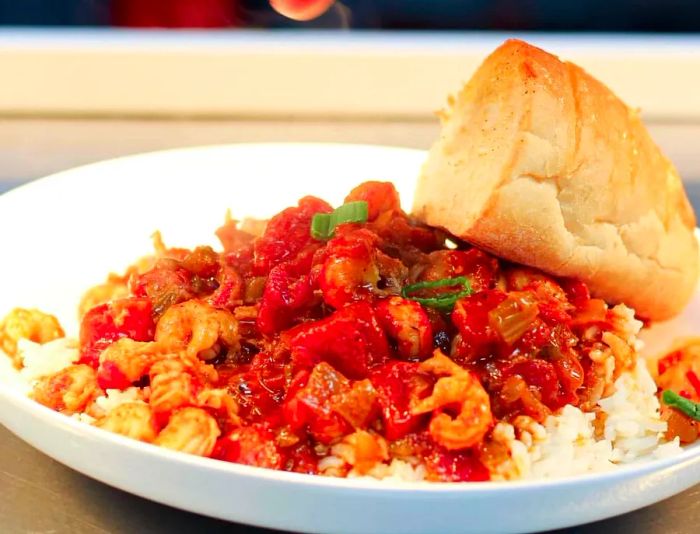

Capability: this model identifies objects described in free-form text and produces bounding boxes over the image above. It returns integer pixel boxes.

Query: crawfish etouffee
[1,182,693,482]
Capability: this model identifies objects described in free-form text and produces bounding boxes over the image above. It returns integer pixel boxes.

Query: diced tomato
[448,249,499,292]
[537,300,571,325]
[288,302,390,379]
[308,413,351,445]
[207,264,243,309]
[281,370,312,430]
[283,439,319,474]
[283,364,378,440]
[502,359,562,409]
[96,359,131,390]
[223,245,255,278]
[254,196,332,275]
[227,370,281,421]
[331,379,379,429]
[214,424,283,469]
[569,298,608,328]
[527,278,568,304]
[513,319,552,355]
[283,363,352,444]
[78,298,155,368]
[452,290,507,362]
[425,447,490,482]
[258,259,315,336]
[370,361,427,440]
[249,351,287,399]
[561,279,591,309]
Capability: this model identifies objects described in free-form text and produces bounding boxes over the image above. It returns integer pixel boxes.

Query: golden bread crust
[413,39,698,321]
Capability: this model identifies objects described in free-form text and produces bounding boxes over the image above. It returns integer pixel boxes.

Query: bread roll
[413,39,698,321]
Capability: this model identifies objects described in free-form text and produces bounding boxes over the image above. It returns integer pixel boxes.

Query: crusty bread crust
[413,39,698,321]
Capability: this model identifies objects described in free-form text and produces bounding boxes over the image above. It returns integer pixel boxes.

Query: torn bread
[413,39,698,321]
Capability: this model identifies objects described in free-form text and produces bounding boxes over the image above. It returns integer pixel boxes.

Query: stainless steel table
[1,118,699,534]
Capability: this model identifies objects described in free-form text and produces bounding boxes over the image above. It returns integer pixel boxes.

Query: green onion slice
[662,390,700,421]
[401,276,473,312]
[310,201,369,240]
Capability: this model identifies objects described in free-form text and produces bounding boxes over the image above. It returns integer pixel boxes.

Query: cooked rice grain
[18,338,79,383]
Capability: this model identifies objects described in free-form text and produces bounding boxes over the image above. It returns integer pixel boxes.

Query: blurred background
[0,0,699,30]
[0,0,698,204]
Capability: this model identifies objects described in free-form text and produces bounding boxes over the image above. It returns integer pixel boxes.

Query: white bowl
[0,143,698,534]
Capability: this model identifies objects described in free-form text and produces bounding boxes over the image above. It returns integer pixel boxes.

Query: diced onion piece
[488,293,539,345]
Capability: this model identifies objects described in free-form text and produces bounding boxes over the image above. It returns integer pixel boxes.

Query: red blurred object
[270,0,335,21]
[113,0,241,28]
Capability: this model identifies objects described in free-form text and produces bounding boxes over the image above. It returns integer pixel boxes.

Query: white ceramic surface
[0,143,698,534]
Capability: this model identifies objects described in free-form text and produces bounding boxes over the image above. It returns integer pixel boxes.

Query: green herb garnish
[662,390,700,421]
[401,276,473,312]
[311,201,369,240]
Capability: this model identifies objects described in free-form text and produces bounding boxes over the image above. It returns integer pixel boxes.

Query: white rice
[18,337,79,383]
[347,459,427,482]
[95,387,145,413]
[500,357,682,480]
[0,338,81,394]
[6,339,148,421]
[72,387,146,424]
[609,304,645,349]
[598,358,672,462]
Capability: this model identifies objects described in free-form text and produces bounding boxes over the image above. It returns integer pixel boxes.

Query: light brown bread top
[413,39,698,321]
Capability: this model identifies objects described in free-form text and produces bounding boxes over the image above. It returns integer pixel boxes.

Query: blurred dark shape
[0,0,110,25]
[369,0,700,31]
[0,0,698,31]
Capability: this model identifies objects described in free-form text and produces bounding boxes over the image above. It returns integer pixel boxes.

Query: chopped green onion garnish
[662,390,700,421]
[310,201,369,240]
[310,214,332,240]
[401,276,473,312]
[402,276,473,294]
